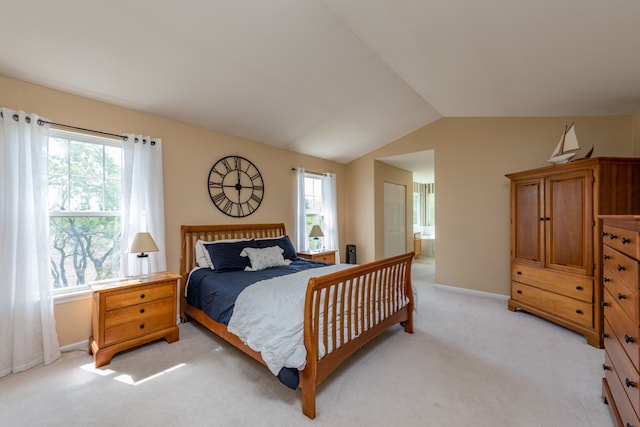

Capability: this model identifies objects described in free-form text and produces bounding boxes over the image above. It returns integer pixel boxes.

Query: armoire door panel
[512,178,544,265]
[546,170,593,275]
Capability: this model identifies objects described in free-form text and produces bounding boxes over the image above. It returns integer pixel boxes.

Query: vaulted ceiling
[1,1,638,163]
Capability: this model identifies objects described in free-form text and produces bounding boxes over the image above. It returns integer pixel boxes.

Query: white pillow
[240,246,291,271]
[195,239,250,269]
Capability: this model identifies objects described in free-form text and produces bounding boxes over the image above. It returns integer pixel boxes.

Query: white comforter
[227,264,353,376]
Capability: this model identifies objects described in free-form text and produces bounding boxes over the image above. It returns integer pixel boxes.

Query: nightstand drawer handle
[140,308,145,314]
[575,309,583,315]
[625,334,635,343]
[626,378,637,388]
[603,277,611,283]
[603,301,610,307]
[140,293,145,299]
[617,265,626,272]
[618,293,627,300]
[139,324,145,329]
[575,285,583,291]
[603,254,610,260]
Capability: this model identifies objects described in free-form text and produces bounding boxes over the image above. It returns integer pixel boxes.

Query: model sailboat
[548,123,580,164]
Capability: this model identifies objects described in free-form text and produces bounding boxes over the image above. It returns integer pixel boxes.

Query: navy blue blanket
[185,258,331,389]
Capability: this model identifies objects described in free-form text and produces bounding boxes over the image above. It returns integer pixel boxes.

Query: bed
[179,223,414,419]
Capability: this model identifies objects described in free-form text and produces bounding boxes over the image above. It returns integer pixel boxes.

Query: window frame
[48,129,123,297]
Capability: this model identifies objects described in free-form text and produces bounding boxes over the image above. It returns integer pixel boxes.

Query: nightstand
[89,272,180,368]
[297,250,336,264]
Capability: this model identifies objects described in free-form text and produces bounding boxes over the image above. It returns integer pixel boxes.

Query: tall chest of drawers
[601,216,640,427]
[89,272,180,368]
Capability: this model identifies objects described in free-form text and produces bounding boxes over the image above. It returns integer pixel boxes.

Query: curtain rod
[291,167,325,176]
[42,119,126,140]
[1,110,132,141]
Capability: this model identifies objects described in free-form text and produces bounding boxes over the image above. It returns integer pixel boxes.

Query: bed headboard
[180,223,287,278]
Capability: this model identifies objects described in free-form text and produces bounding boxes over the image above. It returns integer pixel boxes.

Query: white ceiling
[1,1,639,164]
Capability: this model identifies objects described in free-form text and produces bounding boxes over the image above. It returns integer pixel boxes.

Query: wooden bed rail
[300,252,414,418]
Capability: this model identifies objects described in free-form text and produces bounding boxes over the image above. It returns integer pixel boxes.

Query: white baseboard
[60,339,89,353]
[434,283,509,301]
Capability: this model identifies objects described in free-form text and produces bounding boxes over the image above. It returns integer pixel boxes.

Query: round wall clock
[207,155,264,217]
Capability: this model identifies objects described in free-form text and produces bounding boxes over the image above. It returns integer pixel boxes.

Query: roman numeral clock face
[207,156,264,217]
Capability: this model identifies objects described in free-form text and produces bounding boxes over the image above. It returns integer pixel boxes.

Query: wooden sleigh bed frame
[179,223,414,419]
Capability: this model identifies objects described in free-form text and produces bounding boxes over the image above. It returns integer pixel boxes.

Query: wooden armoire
[506,157,640,348]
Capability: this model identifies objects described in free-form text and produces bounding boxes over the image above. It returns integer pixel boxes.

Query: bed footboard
[300,252,414,419]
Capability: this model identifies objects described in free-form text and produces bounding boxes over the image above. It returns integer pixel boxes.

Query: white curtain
[0,108,60,377]
[121,135,166,277]
[294,167,308,251]
[321,173,340,263]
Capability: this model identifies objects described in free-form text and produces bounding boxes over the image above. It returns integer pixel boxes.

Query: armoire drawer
[604,288,640,370]
[511,281,593,327]
[604,350,640,427]
[511,263,593,303]
[604,225,640,260]
[604,245,640,292]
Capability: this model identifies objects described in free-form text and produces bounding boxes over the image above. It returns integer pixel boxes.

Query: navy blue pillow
[256,235,297,260]
[205,240,258,272]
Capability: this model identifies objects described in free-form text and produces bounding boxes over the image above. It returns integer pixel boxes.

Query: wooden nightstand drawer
[105,297,175,329]
[105,305,175,345]
[90,272,180,367]
[105,282,175,310]
[297,250,336,264]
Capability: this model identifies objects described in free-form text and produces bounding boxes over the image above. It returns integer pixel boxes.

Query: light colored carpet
[0,262,614,426]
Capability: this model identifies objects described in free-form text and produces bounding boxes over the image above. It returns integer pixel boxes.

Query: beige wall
[1,75,346,347]
[347,116,635,296]
[3,73,638,346]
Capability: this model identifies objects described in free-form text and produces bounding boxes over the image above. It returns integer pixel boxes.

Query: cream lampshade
[129,232,159,277]
[309,225,324,250]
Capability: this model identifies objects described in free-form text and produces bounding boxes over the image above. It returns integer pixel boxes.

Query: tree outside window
[48,131,122,290]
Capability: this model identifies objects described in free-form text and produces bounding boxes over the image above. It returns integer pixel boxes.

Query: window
[304,174,324,251]
[48,130,122,292]
[413,182,435,228]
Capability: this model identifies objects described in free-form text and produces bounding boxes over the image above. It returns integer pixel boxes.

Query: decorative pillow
[195,240,215,268]
[205,240,258,272]
[196,238,250,269]
[255,235,297,260]
[240,246,292,271]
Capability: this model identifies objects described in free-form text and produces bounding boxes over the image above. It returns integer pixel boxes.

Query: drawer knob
[140,293,146,299]
[626,423,633,427]
[575,309,583,315]
[603,333,610,339]
[575,285,583,291]
[140,308,145,314]
[603,277,611,283]
[618,293,627,300]
[617,264,626,272]
[139,324,145,329]
[602,364,611,371]
[602,231,609,237]
[516,271,522,275]
[603,301,610,307]
[626,378,637,388]
[625,334,635,343]
[622,237,631,245]
[610,234,618,240]
[603,254,611,260]
[516,290,522,294]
